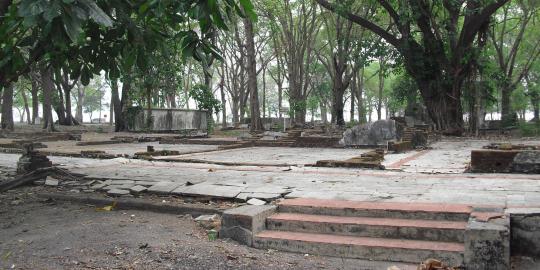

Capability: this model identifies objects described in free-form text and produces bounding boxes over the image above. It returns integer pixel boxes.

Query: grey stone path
[42,141,218,156]
[1,139,540,207]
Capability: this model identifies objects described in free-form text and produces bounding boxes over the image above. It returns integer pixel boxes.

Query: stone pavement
[42,141,218,157]
[1,139,540,207]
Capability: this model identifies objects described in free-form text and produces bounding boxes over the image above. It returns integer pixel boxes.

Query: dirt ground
[0,186,420,270]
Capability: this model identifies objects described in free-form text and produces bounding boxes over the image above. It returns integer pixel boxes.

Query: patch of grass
[518,121,540,137]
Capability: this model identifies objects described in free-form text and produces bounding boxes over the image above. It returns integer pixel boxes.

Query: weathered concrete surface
[465,215,510,270]
[41,141,218,157]
[156,147,365,166]
[506,208,540,258]
[2,139,540,206]
[340,120,396,146]
[220,205,277,246]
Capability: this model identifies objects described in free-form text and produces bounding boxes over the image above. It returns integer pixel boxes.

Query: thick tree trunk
[40,67,55,131]
[31,77,39,124]
[232,97,239,127]
[111,79,122,131]
[64,88,75,125]
[244,18,262,132]
[501,85,516,126]
[113,78,130,132]
[331,70,347,126]
[75,84,84,123]
[54,86,67,125]
[1,84,14,130]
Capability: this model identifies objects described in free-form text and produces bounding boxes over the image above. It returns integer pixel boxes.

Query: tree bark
[40,67,55,131]
[30,72,39,124]
[75,83,84,123]
[1,84,14,130]
[113,77,130,132]
[377,60,385,121]
[357,68,365,124]
[20,87,31,124]
[244,17,263,132]
[219,64,227,129]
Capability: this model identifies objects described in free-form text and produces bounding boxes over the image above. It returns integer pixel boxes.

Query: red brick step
[254,230,464,265]
[267,213,467,242]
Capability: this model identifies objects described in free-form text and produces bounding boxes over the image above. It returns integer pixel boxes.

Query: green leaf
[79,0,113,27]
[62,14,83,43]
[81,66,91,85]
[239,0,257,22]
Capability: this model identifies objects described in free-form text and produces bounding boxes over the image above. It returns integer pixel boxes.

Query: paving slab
[157,147,367,166]
[2,138,540,207]
[148,182,183,194]
[173,183,243,199]
[41,141,218,157]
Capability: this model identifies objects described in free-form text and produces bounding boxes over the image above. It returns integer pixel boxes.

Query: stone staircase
[253,198,471,266]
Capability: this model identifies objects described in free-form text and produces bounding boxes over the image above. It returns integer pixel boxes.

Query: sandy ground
[0,186,418,270]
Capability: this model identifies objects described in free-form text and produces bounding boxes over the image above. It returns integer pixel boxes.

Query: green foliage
[189,84,221,113]
[0,0,257,87]
[389,73,418,111]
[518,121,540,137]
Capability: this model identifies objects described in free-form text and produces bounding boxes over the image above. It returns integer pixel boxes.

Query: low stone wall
[507,208,540,258]
[470,149,540,173]
[295,136,341,148]
[130,109,207,133]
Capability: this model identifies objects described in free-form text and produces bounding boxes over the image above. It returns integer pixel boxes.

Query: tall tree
[489,1,540,125]
[317,0,510,134]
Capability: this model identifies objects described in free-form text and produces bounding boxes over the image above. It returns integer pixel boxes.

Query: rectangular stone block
[219,205,276,246]
[465,215,510,270]
[388,141,412,153]
[506,208,540,258]
[470,150,520,173]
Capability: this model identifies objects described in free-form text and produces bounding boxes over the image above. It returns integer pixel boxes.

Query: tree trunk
[357,69,365,124]
[145,85,152,128]
[109,93,114,125]
[232,97,239,127]
[377,60,385,121]
[64,88,75,125]
[31,77,39,124]
[350,77,356,123]
[320,102,328,124]
[20,87,31,124]
[113,77,130,132]
[75,83,84,123]
[262,65,267,120]
[244,17,262,132]
[111,79,123,131]
[40,67,55,131]
[220,64,227,129]
[54,83,67,125]
[1,84,14,130]
[501,85,515,126]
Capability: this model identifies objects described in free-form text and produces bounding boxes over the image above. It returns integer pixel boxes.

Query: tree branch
[315,0,401,48]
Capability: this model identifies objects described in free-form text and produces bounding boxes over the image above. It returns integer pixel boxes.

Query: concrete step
[266,213,466,242]
[254,230,464,265]
[278,198,472,221]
